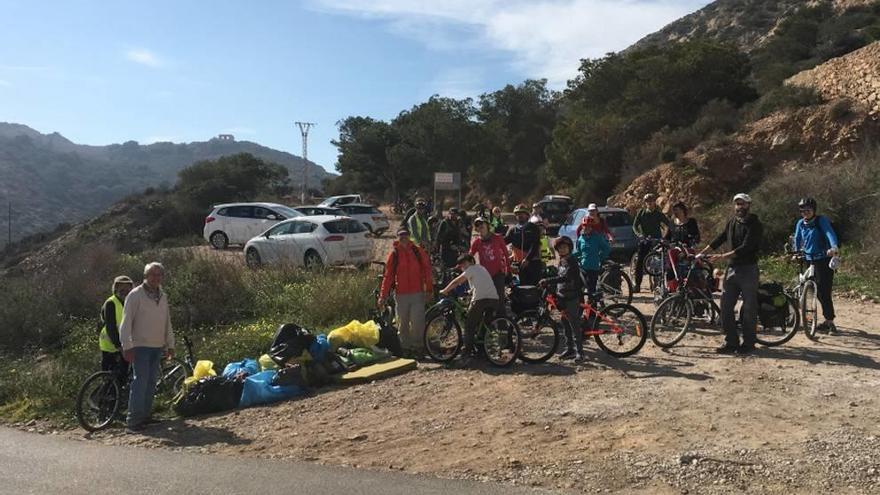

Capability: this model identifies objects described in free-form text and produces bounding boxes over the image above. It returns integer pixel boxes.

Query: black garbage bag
[269,323,316,366]
[375,315,403,357]
[173,376,243,418]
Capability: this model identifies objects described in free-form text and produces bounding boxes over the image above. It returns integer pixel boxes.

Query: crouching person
[540,237,585,362]
[120,262,175,433]
[439,254,499,367]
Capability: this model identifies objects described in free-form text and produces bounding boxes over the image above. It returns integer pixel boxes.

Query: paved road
[0,428,551,495]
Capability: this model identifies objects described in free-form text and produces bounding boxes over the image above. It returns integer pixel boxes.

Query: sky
[0,0,711,173]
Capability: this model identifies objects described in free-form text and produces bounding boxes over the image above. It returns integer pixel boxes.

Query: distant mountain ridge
[0,123,334,242]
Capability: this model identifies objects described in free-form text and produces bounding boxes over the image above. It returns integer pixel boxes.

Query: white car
[203,202,303,249]
[243,215,371,269]
[335,203,391,236]
[318,194,362,208]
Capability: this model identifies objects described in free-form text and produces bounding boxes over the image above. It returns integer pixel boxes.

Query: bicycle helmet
[643,193,657,201]
[553,236,574,251]
[798,197,817,211]
[513,203,529,214]
[671,201,688,214]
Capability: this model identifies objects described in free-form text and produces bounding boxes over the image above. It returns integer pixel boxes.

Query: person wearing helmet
[540,236,586,362]
[469,217,510,307]
[407,198,433,251]
[436,208,464,268]
[505,203,544,285]
[704,193,763,355]
[632,193,670,291]
[793,197,840,333]
[99,275,135,376]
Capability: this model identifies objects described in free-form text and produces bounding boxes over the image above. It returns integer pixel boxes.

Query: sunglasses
[799,208,813,213]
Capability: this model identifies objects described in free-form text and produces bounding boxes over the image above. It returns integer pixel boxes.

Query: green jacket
[632,208,670,239]
[408,213,432,246]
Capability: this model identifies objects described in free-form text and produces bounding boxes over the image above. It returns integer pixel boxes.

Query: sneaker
[573,352,585,364]
[827,321,839,334]
[559,349,576,360]
[715,344,739,355]
[735,344,755,355]
[816,321,830,334]
[125,423,146,434]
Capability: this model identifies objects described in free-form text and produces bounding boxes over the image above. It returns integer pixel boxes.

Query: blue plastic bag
[309,334,331,362]
[222,358,260,378]
[239,370,305,408]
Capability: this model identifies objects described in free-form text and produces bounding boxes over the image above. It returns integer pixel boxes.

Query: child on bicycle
[439,254,499,366]
[540,237,585,362]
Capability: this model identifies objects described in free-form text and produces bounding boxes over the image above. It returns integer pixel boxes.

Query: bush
[828,98,854,121]
[747,85,822,121]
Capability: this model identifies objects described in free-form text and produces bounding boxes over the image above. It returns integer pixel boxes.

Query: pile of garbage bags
[174,318,404,418]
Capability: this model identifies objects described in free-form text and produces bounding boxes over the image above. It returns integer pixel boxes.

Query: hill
[0,123,333,243]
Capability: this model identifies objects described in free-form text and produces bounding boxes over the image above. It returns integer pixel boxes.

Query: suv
[537,195,574,233]
[335,203,390,236]
[558,206,637,262]
[203,202,303,249]
[319,195,362,208]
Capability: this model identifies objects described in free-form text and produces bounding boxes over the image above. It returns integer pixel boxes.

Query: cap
[587,203,598,211]
[513,204,529,214]
[396,227,410,236]
[733,193,752,203]
[473,217,487,225]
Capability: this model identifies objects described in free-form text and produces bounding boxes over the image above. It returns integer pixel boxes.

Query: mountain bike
[424,295,522,367]
[75,334,196,432]
[598,260,634,305]
[785,249,821,341]
[650,254,721,348]
[512,285,561,363]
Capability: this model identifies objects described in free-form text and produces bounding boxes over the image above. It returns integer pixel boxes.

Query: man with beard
[704,193,763,355]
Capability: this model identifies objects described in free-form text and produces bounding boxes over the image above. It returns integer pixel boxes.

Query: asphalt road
[0,428,551,495]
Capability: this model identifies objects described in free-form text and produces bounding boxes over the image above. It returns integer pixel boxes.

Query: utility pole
[295,122,316,204]
[7,202,11,247]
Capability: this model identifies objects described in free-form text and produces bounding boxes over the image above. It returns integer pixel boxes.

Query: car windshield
[323,219,367,234]
[603,211,633,227]
[274,206,302,217]
[541,202,571,213]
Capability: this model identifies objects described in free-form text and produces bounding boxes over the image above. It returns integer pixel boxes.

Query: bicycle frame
[541,289,631,337]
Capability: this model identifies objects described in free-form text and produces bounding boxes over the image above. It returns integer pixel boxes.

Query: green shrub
[747,85,822,121]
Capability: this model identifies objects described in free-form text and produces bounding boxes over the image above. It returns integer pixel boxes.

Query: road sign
[434,172,461,191]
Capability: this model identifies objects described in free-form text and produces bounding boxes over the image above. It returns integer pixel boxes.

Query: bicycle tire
[515,311,559,364]
[756,294,800,347]
[483,316,521,367]
[157,358,192,398]
[424,313,463,362]
[644,250,664,277]
[75,371,122,432]
[801,280,820,341]
[594,303,648,357]
[599,269,634,305]
[650,293,693,348]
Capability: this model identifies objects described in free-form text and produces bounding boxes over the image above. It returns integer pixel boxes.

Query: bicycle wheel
[756,294,800,347]
[801,280,820,341]
[515,311,560,363]
[482,317,521,367]
[594,303,648,357]
[644,250,664,277]
[75,371,122,432]
[157,358,191,399]
[599,268,633,305]
[424,314,463,362]
[650,293,693,348]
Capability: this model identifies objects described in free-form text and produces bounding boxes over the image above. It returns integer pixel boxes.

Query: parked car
[318,194,362,208]
[335,203,390,236]
[292,205,343,217]
[204,203,303,249]
[537,195,574,234]
[244,216,371,269]
[558,206,637,262]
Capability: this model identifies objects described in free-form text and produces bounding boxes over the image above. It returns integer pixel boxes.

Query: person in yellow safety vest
[407,198,433,250]
[99,275,134,375]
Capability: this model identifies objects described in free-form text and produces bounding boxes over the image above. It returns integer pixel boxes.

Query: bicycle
[424,294,522,367]
[785,248,821,341]
[510,284,561,363]
[559,288,648,358]
[372,261,396,322]
[650,253,721,348]
[597,260,634,305]
[75,334,196,432]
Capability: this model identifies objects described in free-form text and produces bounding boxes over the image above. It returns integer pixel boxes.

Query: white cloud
[312,0,710,86]
[427,67,487,99]
[125,48,165,68]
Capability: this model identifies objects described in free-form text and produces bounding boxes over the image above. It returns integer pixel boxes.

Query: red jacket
[577,217,613,241]
[380,241,433,299]
[469,234,510,277]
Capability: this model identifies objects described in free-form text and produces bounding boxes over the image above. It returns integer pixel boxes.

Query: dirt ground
[72,280,880,495]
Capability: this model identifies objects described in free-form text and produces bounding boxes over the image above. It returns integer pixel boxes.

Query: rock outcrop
[787,41,880,117]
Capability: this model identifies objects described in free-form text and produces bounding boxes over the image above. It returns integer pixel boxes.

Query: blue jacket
[575,232,611,272]
[793,215,838,261]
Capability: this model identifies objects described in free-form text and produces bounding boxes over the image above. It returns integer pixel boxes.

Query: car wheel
[304,250,324,270]
[245,248,262,268]
[363,223,375,237]
[209,231,229,250]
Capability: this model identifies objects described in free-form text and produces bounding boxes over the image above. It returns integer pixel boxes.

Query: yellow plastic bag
[184,360,216,386]
[259,354,278,371]
[328,320,380,349]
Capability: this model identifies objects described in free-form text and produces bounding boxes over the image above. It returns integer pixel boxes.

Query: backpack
[757,282,789,328]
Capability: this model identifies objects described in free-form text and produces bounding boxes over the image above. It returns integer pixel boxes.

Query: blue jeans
[127,347,163,427]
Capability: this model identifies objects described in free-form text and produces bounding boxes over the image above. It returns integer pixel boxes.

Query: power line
[295,122,316,204]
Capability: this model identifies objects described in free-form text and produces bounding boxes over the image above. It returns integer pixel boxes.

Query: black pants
[492,272,507,311]
[720,264,759,348]
[560,297,584,353]
[465,299,499,353]
[519,259,544,286]
[811,259,836,321]
[634,241,652,289]
[440,245,459,268]
[101,351,129,379]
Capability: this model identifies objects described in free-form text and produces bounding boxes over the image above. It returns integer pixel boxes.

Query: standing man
[436,208,464,268]
[632,193,670,292]
[98,276,134,377]
[505,204,544,286]
[407,198,432,251]
[469,217,510,307]
[793,197,840,333]
[704,193,763,355]
[120,262,175,433]
[379,228,434,352]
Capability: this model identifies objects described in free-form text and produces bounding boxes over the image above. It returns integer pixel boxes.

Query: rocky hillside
[0,123,333,243]
[630,0,877,53]
[787,41,880,117]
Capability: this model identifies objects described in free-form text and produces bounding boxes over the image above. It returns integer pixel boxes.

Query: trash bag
[239,370,305,408]
[271,365,309,388]
[222,358,260,379]
[184,360,217,386]
[269,324,316,366]
[349,348,377,366]
[327,320,380,350]
[174,376,243,418]
[307,334,331,362]
[259,354,278,371]
[376,317,403,357]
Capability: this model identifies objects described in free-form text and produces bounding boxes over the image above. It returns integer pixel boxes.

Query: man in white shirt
[440,254,499,366]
